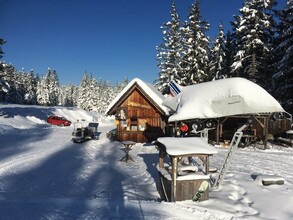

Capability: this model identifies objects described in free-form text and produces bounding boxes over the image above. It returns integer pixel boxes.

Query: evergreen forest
[156,0,292,114]
[1,0,292,114]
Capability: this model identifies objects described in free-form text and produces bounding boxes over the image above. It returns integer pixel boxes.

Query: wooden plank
[171,157,178,202]
[158,172,209,201]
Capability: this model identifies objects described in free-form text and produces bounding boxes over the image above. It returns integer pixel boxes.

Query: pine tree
[223,31,235,78]
[49,69,60,106]
[0,38,5,61]
[208,23,226,80]
[101,80,112,112]
[273,0,293,113]
[24,69,38,105]
[0,38,7,101]
[5,67,25,104]
[231,0,278,91]
[36,68,52,105]
[156,2,183,94]
[59,84,78,107]
[78,71,90,109]
[85,73,98,111]
[180,0,210,85]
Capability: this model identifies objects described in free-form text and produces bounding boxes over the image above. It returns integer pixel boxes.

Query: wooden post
[171,156,178,202]
[205,156,209,175]
[199,155,209,174]
[216,122,220,145]
[158,146,166,168]
[263,117,269,149]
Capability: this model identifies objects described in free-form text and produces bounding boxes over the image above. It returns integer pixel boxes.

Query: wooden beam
[263,117,269,149]
[171,156,178,202]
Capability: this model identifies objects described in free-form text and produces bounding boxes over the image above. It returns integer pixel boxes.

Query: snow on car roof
[167,77,284,122]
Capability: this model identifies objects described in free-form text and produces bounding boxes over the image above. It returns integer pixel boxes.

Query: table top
[121,141,136,145]
[157,137,217,156]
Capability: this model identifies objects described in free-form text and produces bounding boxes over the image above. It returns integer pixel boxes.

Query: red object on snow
[180,123,189,132]
[47,115,71,126]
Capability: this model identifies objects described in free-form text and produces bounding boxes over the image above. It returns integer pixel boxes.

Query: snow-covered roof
[166,77,284,122]
[157,137,218,156]
[105,78,169,115]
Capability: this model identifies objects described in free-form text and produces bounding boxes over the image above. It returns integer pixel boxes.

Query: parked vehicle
[72,120,99,143]
[47,115,71,126]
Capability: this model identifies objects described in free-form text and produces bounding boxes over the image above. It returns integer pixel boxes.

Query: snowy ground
[0,104,293,220]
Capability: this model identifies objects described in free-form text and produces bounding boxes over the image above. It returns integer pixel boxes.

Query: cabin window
[120,120,127,128]
[130,117,138,131]
[138,118,147,131]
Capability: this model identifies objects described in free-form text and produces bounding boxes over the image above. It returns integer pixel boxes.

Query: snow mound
[0,104,112,130]
[255,174,285,186]
[26,116,46,124]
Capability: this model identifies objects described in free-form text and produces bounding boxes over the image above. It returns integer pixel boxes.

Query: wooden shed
[163,78,288,148]
[106,78,170,143]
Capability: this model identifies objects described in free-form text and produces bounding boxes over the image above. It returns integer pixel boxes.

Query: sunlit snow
[0,104,292,219]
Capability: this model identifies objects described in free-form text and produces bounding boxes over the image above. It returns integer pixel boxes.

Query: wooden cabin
[106,78,169,143]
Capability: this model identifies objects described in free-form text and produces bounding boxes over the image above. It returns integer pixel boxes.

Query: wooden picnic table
[120,141,136,162]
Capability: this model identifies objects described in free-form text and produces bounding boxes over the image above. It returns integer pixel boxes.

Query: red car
[47,115,71,126]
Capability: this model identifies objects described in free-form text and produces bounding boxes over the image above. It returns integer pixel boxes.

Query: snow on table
[157,137,217,156]
[156,137,217,202]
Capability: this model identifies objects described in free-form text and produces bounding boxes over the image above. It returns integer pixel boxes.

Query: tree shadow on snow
[0,140,143,219]
[0,106,56,120]
[0,125,52,161]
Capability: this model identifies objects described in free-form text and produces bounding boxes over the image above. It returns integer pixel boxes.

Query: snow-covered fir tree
[0,38,4,61]
[77,72,100,111]
[24,69,38,105]
[5,65,26,104]
[85,73,99,111]
[97,80,109,112]
[180,0,210,85]
[77,71,90,109]
[223,31,235,78]
[49,70,60,106]
[231,0,278,91]
[0,39,11,102]
[36,68,59,106]
[208,23,227,80]
[273,0,293,113]
[36,74,49,105]
[156,2,183,94]
[59,84,78,107]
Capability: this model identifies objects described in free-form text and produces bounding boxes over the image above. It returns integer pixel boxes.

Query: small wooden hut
[106,78,169,143]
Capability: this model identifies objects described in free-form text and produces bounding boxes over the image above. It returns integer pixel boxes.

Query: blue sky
[0,0,286,85]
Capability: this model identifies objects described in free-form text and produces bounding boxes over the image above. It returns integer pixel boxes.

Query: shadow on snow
[0,139,144,219]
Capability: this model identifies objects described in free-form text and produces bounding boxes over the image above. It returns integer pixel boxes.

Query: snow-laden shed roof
[105,78,169,115]
[165,77,284,122]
